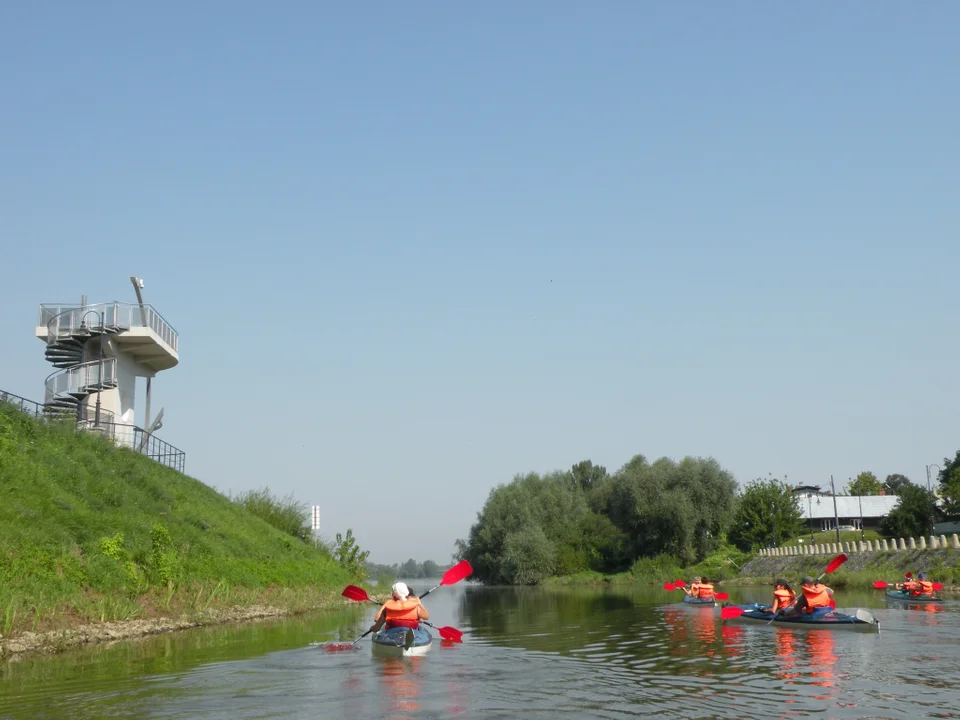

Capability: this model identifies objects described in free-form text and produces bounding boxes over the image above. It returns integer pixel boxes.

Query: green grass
[0,403,355,637]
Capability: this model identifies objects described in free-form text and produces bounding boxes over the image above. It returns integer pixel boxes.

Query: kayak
[371,625,433,657]
[682,594,716,606]
[885,589,944,604]
[721,603,879,632]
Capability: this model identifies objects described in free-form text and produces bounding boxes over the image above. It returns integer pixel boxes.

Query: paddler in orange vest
[368,582,430,634]
[915,573,934,596]
[695,577,715,600]
[764,578,796,614]
[895,573,919,593]
[788,576,834,615]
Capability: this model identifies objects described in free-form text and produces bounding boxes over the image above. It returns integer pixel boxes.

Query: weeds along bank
[0,403,357,656]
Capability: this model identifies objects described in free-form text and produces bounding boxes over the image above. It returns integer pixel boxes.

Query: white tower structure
[35,278,179,449]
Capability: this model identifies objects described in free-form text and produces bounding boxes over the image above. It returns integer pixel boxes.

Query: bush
[233,488,311,541]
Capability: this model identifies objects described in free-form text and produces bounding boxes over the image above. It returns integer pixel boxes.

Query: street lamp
[79,310,105,428]
[925,464,941,537]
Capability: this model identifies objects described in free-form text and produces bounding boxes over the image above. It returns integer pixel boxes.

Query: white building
[793,486,900,531]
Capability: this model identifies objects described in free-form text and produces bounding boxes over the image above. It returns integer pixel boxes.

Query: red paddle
[421,620,464,642]
[933,582,943,591]
[342,585,379,604]
[873,581,890,589]
[675,580,686,588]
[721,606,744,620]
[418,560,474,599]
[663,582,677,591]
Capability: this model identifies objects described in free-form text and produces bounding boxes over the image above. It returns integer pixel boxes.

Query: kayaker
[696,577,715,600]
[788,576,833,615]
[681,576,702,597]
[764,578,796,614]
[915,573,934,596]
[896,574,918,593]
[368,581,430,634]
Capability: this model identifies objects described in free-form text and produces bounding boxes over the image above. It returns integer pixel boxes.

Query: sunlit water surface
[1,584,958,719]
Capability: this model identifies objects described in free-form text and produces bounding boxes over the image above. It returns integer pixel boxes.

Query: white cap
[391,582,410,600]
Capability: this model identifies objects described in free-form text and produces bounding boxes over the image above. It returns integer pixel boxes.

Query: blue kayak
[682,594,716,606]
[371,625,433,657]
[722,603,879,632]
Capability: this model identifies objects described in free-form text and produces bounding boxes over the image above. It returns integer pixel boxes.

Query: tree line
[455,450,960,586]
[367,558,450,580]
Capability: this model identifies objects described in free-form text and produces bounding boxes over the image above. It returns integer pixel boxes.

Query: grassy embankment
[0,402,355,644]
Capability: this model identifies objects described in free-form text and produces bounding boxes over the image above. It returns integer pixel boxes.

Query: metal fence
[1,388,186,473]
[39,301,179,353]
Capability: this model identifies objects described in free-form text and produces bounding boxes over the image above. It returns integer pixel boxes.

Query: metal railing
[40,302,179,353]
[76,421,186,473]
[1,387,186,473]
[44,358,118,406]
[0,390,44,419]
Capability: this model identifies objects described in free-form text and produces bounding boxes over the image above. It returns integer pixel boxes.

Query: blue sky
[2,2,958,564]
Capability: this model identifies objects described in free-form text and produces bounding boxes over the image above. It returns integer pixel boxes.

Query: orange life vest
[772,588,796,611]
[902,580,918,592]
[378,597,423,629]
[917,580,933,595]
[801,583,832,612]
[697,583,714,599]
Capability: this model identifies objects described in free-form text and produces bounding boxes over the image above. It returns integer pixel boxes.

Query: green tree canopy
[939,450,960,519]
[881,484,933,538]
[883,474,913,495]
[727,478,803,552]
[846,471,883,496]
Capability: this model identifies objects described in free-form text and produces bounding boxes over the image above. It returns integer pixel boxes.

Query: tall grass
[0,402,355,637]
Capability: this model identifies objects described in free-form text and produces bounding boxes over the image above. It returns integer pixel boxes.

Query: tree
[881,484,932,538]
[569,460,608,492]
[334,529,370,578]
[883,474,913,495]
[727,478,803,552]
[605,455,737,563]
[939,450,960,518]
[422,560,443,578]
[846,471,883,496]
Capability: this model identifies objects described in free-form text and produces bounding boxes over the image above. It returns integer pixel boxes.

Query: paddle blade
[824,553,848,574]
[342,585,373,603]
[674,580,686,588]
[714,592,729,601]
[663,583,676,591]
[324,642,359,652]
[721,606,744,620]
[933,583,943,591]
[437,625,464,642]
[873,581,889,589]
[441,560,473,586]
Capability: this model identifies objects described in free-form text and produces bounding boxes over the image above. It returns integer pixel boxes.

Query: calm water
[1,584,958,719]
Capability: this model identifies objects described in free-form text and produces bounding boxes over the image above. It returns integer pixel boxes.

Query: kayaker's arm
[368,606,387,634]
[417,599,430,621]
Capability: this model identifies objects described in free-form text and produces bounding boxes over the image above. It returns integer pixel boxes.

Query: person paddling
[368,582,430,634]
[764,578,796,614]
[681,576,702,597]
[896,574,918,593]
[788,576,833,615]
[915,573,934,596]
[696,577,715,601]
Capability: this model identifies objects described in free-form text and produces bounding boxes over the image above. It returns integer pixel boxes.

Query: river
[1,583,957,719]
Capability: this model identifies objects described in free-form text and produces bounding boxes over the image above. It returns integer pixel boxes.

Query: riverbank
[0,402,360,659]
[0,591,358,659]
[544,546,960,592]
